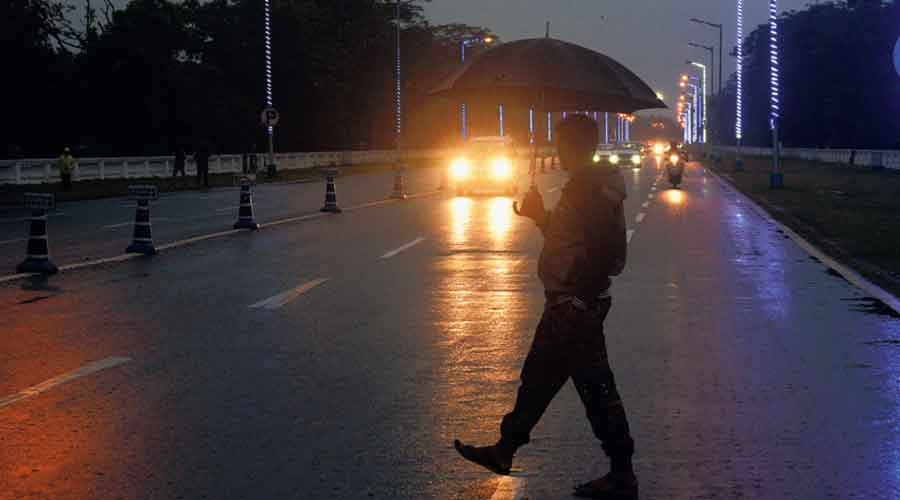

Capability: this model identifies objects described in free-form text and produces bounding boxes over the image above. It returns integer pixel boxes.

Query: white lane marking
[381,237,426,259]
[0,356,131,410]
[102,221,132,229]
[0,237,26,246]
[0,213,66,224]
[650,187,657,192]
[647,194,654,200]
[627,229,635,243]
[490,476,527,500]
[641,201,650,208]
[635,213,646,224]
[249,278,329,310]
[547,186,560,193]
[216,206,239,213]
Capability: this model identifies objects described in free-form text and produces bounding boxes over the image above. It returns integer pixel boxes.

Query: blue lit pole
[769,0,783,188]
[604,112,609,144]
[263,0,275,172]
[688,61,708,144]
[529,108,535,144]
[498,104,505,136]
[459,36,494,141]
[735,0,745,170]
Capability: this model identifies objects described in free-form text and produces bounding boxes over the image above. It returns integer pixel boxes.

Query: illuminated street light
[263,0,275,171]
[459,36,495,141]
[688,60,708,143]
[769,0,783,188]
[736,0,745,170]
[690,17,724,94]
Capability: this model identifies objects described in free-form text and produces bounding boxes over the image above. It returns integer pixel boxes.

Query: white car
[593,144,643,168]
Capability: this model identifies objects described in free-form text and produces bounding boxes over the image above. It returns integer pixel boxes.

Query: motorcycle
[665,154,684,189]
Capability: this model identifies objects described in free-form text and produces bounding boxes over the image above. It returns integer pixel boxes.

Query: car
[593,143,643,169]
[448,136,520,196]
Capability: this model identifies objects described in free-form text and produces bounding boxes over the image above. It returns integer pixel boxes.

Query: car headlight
[653,144,665,156]
[631,154,641,166]
[492,158,512,178]
[593,153,601,163]
[451,158,471,178]
[669,154,680,165]
[609,154,620,165]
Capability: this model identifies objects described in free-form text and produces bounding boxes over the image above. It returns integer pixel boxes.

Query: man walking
[454,115,638,499]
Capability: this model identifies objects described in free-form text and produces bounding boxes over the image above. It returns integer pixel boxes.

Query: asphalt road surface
[1,160,898,499]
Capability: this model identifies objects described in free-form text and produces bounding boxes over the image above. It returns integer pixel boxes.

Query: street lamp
[262,0,275,173]
[736,0,745,170]
[688,60,708,144]
[391,0,416,198]
[688,42,715,95]
[459,36,495,141]
[768,0,783,188]
[690,17,724,94]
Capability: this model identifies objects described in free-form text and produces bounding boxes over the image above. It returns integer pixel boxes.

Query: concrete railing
[0,147,550,186]
[697,145,900,170]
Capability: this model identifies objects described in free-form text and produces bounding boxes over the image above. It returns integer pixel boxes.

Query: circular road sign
[261,107,280,127]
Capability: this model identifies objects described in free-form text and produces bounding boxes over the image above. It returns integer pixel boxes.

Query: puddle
[842,297,900,318]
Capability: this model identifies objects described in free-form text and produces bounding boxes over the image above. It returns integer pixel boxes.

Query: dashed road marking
[0,356,131,410]
[103,221,133,229]
[490,476,527,500]
[0,237,26,246]
[627,229,635,243]
[635,213,646,224]
[547,186,560,193]
[381,237,426,259]
[249,278,329,310]
[0,213,66,224]
[216,206,239,213]
[647,194,654,200]
[641,202,650,208]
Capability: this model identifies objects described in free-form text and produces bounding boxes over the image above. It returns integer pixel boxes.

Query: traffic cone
[125,199,157,255]
[233,182,260,229]
[391,164,407,200]
[320,168,342,213]
[16,209,58,274]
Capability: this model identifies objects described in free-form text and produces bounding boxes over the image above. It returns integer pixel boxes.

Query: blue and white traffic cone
[233,182,260,229]
[320,169,342,213]
[16,209,58,274]
[391,164,407,200]
[125,199,157,255]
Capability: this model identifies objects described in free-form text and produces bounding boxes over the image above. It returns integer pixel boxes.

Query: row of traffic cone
[15,166,411,274]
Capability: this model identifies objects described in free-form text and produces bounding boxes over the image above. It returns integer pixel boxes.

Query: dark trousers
[500,298,634,459]
[197,166,208,187]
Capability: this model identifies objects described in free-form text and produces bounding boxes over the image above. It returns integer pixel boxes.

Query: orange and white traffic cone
[233,180,260,229]
[16,208,58,274]
[320,168,342,213]
[126,198,158,255]
[391,164,407,200]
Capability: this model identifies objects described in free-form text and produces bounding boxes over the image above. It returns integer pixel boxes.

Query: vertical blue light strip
[529,108,535,144]
[768,0,780,130]
[263,0,273,135]
[547,112,552,142]
[736,0,744,142]
[499,104,505,136]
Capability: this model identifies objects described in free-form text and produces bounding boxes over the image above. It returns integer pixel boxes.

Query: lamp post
[688,60,708,144]
[459,36,494,141]
[768,0,783,188]
[262,0,275,174]
[690,17,723,95]
[735,0,745,170]
[392,0,416,199]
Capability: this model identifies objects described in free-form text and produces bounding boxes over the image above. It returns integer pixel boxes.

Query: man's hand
[513,186,547,224]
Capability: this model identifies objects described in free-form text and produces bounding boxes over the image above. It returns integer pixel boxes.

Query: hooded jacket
[537,165,628,300]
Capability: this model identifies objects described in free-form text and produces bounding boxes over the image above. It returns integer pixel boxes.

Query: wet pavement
[1,160,898,499]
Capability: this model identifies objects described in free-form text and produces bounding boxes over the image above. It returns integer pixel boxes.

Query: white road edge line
[216,206,239,213]
[102,221,132,229]
[249,278,329,310]
[381,237,426,259]
[0,356,131,410]
[627,229,635,243]
[635,213,646,224]
[490,476,527,500]
[0,238,26,246]
[708,170,900,315]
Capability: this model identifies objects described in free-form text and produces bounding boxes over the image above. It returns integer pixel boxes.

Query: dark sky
[424,0,811,116]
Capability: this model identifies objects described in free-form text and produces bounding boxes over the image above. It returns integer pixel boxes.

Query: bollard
[125,185,159,255]
[391,164,407,200]
[233,178,260,229]
[320,168,342,213]
[16,193,58,274]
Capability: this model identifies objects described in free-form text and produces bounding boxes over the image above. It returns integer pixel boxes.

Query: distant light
[656,91,665,101]
[484,36,494,44]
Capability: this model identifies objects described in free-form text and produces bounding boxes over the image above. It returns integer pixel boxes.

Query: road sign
[23,193,55,210]
[261,107,280,128]
[128,185,159,201]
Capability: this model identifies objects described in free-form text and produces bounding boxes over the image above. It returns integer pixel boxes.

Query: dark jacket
[537,166,628,299]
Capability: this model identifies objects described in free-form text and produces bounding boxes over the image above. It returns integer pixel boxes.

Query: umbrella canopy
[430,38,666,114]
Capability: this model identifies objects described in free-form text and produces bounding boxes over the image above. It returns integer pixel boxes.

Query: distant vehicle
[449,136,519,196]
[593,143,643,168]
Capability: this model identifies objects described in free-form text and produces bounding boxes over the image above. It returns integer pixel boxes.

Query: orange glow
[449,197,473,247]
[488,197,513,242]
[664,188,686,206]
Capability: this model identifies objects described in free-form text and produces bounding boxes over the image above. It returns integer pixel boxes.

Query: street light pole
[735,0,745,170]
[688,61,708,144]
[459,36,494,141]
[263,0,275,173]
[768,0,783,188]
[690,17,723,94]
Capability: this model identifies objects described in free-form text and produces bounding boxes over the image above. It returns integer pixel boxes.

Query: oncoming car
[449,136,519,196]
[592,144,643,169]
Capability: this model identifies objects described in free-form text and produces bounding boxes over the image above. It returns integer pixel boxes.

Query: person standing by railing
[194,144,210,188]
[172,147,187,186]
[58,147,75,191]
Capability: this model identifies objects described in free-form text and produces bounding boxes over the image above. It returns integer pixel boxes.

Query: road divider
[125,185,159,255]
[249,278,329,310]
[320,168,342,213]
[391,164,407,200]
[233,178,260,230]
[16,193,58,275]
[0,356,131,410]
[381,237,426,259]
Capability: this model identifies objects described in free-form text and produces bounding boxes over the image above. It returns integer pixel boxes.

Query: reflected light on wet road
[488,197,512,243]
[663,189,686,207]
[449,197,473,247]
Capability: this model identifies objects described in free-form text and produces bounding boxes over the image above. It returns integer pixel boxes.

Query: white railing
[697,145,900,170]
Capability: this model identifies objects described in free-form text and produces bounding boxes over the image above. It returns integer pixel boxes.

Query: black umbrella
[430,38,666,193]
[430,37,666,114]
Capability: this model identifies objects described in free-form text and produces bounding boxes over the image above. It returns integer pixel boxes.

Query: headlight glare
[631,154,641,166]
[451,158,471,178]
[492,158,512,178]
[609,154,620,165]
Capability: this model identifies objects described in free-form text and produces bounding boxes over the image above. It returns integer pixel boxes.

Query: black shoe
[453,439,514,476]
[573,473,639,499]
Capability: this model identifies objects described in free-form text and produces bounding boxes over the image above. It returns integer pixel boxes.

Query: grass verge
[707,152,900,299]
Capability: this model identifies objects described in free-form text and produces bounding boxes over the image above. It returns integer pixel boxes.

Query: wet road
[1,160,899,499]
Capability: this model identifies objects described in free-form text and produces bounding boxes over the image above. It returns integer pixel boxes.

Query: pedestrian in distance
[172,147,187,185]
[454,115,638,500]
[194,143,210,188]
[57,147,75,191]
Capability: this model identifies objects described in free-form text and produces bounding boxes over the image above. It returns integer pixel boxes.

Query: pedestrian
[194,143,210,188]
[57,147,75,191]
[454,115,637,500]
[173,147,187,183]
